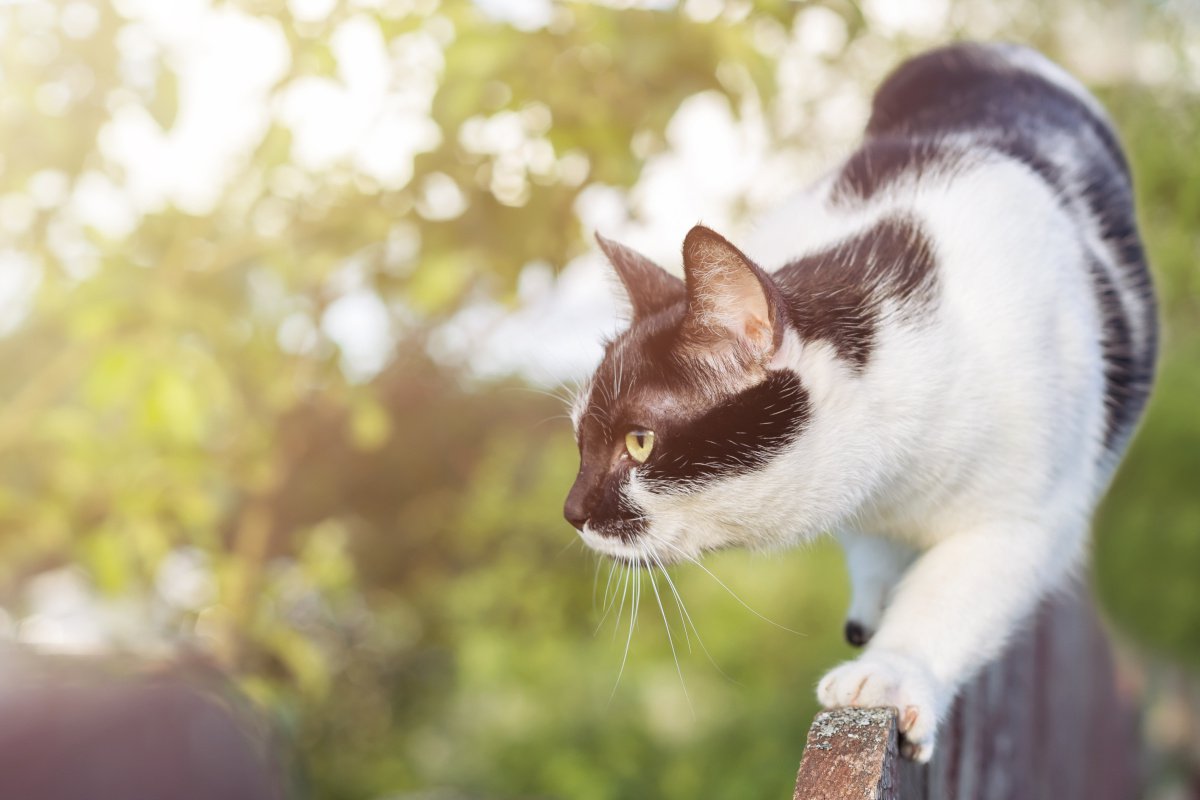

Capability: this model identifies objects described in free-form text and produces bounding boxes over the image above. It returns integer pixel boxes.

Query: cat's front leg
[836,530,917,647]
[817,519,1077,761]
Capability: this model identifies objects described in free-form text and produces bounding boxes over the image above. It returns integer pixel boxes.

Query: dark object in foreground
[793,589,1136,799]
[843,620,869,648]
[0,646,287,800]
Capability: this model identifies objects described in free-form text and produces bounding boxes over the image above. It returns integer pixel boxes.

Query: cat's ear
[596,233,685,319]
[680,224,783,359]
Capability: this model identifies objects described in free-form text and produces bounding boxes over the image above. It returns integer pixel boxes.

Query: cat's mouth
[578,520,685,567]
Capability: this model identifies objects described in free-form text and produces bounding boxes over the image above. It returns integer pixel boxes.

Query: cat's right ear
[596,233,685,319]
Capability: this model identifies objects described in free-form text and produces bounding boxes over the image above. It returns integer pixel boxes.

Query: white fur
[836,530,916,636]
[605,149,1122,760]
[580,48,1146,761]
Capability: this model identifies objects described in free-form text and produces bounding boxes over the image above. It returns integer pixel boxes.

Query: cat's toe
[816,651,945,762]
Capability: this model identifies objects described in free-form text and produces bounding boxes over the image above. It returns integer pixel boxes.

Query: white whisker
[649,564,693,717]
[658,538,804,637]
[595,560,621,634]
[611,565,631,643]
[649,548,742,686]
[610,564,640,702]
[555,536,579,559]
[651,553,691,653]
[592,552,602,614]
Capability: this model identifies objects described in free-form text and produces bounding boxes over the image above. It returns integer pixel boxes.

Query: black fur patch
[856,42,1158,428]
[582,304,692,436]
[568,407,655,540]
[832,137,973,203]
[640,372,811,488]
[589,474,649,541]
[866,44,1127,174]
[1087,254,1154,452]
[847,44,1134,258]
[773,216,938,370]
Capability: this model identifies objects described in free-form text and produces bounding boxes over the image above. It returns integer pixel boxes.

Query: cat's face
[565,227,811,566]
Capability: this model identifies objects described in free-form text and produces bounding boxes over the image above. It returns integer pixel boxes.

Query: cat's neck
[761,335,954,545]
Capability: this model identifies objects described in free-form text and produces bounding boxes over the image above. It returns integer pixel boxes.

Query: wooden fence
[792,588,1138,799]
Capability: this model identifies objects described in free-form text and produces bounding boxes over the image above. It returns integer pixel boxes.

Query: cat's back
[864,42,1120,160]
[832,43,1156,463]
[751,44,1158,499]
[835,43,1134,234]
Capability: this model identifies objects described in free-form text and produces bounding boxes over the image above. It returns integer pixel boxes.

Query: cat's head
[564,225,813,566]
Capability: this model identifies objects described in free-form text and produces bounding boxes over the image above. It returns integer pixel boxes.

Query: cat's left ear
[680,225,785,360]
[596,233,686,319]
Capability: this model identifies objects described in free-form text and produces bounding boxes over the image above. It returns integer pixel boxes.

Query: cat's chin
[577,522,688,568]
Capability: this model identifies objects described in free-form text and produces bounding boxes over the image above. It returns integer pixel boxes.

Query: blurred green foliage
[0,1,1196,798]
[1094,88,1200,671]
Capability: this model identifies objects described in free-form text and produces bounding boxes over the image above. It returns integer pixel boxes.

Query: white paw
[816,650,947,762]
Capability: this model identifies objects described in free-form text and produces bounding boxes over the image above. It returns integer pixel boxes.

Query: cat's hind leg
[836,530,917,648]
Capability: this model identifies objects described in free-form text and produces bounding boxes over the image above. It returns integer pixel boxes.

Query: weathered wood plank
[793,707,898,800]
[793,588,1137,800]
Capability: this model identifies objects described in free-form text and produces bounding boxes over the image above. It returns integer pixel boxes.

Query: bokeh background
[0,0,1198,797]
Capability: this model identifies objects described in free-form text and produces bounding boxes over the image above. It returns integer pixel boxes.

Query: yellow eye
[624,430,655,463]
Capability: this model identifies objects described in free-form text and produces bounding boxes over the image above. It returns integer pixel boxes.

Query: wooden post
[794,707,899,800]
[792,588,1137,800]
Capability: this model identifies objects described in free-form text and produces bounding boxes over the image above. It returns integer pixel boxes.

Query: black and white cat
[563,43,1156,760]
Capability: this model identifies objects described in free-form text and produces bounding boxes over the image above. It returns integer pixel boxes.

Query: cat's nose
[568,494,592,532]
[564,484,589,531]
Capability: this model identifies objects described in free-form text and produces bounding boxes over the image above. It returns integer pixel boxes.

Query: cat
[563,42,1157,761]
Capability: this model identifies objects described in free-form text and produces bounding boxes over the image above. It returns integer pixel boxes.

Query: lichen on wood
[794,707,898,800]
